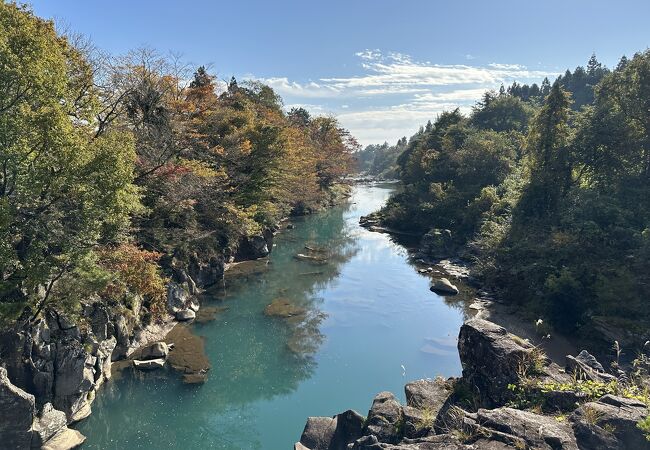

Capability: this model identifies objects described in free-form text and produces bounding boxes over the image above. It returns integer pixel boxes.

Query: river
[76,182,469,449]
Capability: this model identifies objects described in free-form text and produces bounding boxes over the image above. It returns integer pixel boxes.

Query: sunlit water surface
[76,183,466,449]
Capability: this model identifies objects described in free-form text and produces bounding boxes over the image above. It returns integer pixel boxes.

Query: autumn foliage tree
[0,5,356,324]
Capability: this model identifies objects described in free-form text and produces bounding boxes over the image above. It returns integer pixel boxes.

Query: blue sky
[28,0,650,146]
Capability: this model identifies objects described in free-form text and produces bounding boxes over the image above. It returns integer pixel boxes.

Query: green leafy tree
[0,4,140,319]
[517,82,573,218]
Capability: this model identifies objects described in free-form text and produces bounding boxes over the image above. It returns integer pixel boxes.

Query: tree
[517,82,572,218]
[0,4,140,319]
[190,66,212,89]
[540,77,551,96]
[471,94,532,133]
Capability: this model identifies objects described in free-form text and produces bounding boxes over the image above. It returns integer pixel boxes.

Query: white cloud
[258,51,555,100]
[262,77,342,98]
[488,62,527,70]
[247,50,558,146]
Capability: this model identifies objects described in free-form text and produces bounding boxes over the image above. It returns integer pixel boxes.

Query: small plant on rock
[637,415,650,441]
[416,407,436,432]
[582,405,604,425]
[516,346,547,379]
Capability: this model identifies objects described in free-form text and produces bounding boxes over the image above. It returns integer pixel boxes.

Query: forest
[376,52,650,337]
[0,3,357,325]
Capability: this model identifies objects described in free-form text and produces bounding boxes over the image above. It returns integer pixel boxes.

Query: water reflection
[77,183,467,450]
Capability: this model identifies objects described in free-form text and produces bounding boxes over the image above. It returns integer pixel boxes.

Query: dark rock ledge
[295,318,650,450]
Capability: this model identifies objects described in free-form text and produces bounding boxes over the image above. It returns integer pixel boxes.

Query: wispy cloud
[249,50,558,145]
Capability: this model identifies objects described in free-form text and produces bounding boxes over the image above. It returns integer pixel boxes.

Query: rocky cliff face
[295,318,650,450]
[0,218,277,449]
[0,367,85,449]
[0,286,190,450]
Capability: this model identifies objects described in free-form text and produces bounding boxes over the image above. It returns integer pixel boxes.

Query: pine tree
[519,82,572,218]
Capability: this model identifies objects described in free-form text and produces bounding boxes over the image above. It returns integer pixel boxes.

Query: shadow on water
[76,183,466,449]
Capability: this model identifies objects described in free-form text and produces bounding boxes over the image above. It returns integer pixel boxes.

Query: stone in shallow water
[294,253,328,264]
[42,428,86,450]
[140,341,169,360]
[182,372,208,384]
[133,358,166,370]
[195,306,228,324]
[164,324,210,384]
[264,298,306,318]
[175,309,196,321]
[430,277,459,295]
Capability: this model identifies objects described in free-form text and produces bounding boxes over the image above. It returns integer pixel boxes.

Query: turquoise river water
[76,182,469,449]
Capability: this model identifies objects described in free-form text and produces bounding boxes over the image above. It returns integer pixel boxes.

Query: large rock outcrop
[0,367,37,449]
[420,228,453,259]
[296,410,364,450]
[0,367,85,449]
[457,318,569,407]
[0,293,174,448]
[467,407,578,449]
[362,391,404,444]
[570,395,650,449]
[296,318,649,450]
[403,378,453,438]
[234,229,274,261]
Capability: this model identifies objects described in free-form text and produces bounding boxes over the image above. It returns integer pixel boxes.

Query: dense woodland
[0,4,356,324]
[378,52,650,336]
[355,138,407,179]
[2,2,648,344]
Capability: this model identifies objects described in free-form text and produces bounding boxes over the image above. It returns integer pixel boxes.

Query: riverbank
[294,317,650,449]
[358,213,579,366]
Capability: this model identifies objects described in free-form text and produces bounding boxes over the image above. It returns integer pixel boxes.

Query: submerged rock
[430,277,459,296]
[194,306,228,324]
[264,299,306,318]
[294,253,328,264]
[164,324,210,384]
